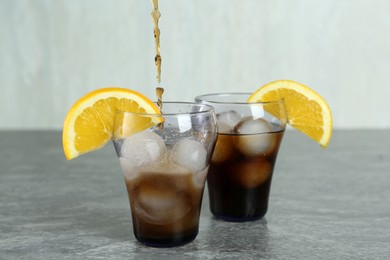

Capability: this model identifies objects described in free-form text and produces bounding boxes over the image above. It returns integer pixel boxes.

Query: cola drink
[207,131,284,221]
[124,160,208,246]
[112,102,217,246]
[195,93,287,222]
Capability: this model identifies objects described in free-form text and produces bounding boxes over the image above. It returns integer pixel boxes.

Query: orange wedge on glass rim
[62,87,161,160]
[248,80,333,148]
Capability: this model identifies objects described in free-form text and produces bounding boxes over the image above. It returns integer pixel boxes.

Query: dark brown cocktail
[208,130,284,221]
[124,161,208,246]
[112,102,217,246]
[195,93,287,221]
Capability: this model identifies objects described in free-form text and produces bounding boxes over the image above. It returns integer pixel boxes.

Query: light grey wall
[1,0,389,129]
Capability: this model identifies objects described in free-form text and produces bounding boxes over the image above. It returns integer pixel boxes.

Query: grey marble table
[1,130,389,259]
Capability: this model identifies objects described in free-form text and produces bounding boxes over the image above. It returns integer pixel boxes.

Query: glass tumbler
[195,93,287,221]
[112,102,217,247]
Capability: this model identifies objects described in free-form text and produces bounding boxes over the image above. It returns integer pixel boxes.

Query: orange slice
[248,80,332,148]
[62,87,161,160]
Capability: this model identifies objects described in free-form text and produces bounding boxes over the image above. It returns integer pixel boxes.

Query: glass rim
[115,101,215,117]
[195,92,285,105]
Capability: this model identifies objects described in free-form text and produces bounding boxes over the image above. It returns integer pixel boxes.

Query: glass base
[211,208,267,222]
[135,230,198,247]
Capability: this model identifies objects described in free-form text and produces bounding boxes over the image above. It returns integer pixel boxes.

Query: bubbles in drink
[120,131,166,171]
[171,139,207,172]
[216,111,242,133]
[138,157,191,177]
[233,117,275,156]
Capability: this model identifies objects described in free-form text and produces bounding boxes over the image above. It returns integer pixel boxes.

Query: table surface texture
[1,130,389,259]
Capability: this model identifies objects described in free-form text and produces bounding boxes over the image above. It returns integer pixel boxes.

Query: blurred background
[1,0,389,130]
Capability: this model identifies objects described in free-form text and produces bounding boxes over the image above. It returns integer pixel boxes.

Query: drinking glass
[195,93,287,221]
[112,102,217,247]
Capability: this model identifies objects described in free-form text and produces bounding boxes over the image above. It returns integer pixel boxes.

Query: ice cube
[230,159,272,189]
[234,117,272,135]
[233,117,275,156]
[216,121,232,134]
[170,139,207,172]
[119,157,138,181]
[120,131,166,169]
[216,111,242,133]
[192,166,209,189]
[133,181,191,225]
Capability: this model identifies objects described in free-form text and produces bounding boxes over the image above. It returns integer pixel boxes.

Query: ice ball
[171,139,207,172]
[216,111,242,133]
[119,157,139,181]
[216,121,232,134]
[229,159,272,189]
[192,166,209,189]
[120,131,166,169]
[233,117,275,156]
[133,181,191,225]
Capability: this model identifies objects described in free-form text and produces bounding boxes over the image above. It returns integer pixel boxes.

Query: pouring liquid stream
[151,0,162,86]
[151,0,164,129]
